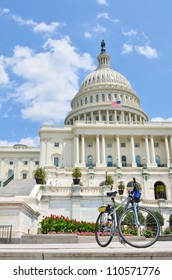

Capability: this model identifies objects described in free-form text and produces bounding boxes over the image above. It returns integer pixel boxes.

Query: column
[91,111,94,122]
[121,111,124,122]
[116,136,121,167]
[96,135,100,166]
[81,135,85,166]
[170,136,172,159]
[131,136,136,167]
[145,136,150,166]
[40,139,47,166]
[164,136,170,167]
[114,110,117,122]
[101,135,106,165]
[106,110,109,122]
[98,110,101,121]
[129,112,132,123]
[74,135,79,166]
[150,136,156,166]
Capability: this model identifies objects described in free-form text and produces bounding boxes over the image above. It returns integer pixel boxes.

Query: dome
[80,67,131,90]
[80,39,131,91]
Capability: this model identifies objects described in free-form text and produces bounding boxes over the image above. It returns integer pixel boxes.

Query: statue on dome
[101,40,106,53]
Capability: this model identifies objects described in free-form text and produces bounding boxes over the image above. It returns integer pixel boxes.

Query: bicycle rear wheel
[118,206,160,248]
[95,212,113,247]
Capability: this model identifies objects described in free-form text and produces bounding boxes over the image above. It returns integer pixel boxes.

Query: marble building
[0,41,172,235]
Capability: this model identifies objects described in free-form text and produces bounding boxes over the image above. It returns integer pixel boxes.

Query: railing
[2,174,14,187]
[0,225,12,244]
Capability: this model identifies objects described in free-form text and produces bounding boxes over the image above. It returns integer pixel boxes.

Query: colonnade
[66,109,146,125]
[74,134,172,168]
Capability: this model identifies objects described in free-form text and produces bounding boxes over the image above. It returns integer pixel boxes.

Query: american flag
[111,100,121,108]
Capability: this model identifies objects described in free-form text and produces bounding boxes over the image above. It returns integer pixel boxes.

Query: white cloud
[0,136,40,147]
[135,45,158,59]
[84,32,92,39]
[151,117,172,122]
[0,8,63,34]
[12,14,64,34]
[92,23,107,33]
[122,44,133,54]
[0,56,9,84]
[97,0,108,6]
[122,43,158,59]
[122,29,138,36]
[5,36,95,123]
[97,13,119,23]
[0,8,10,14]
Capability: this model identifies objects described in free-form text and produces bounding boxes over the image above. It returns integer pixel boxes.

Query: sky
[0,0,172,147]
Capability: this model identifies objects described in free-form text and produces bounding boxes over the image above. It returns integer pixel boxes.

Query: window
[135,143,140,148]
[9,161,13,165]
[85,97,87,104]
[35,161,39,165]
[54,142,59,147]
[22,173,27,179]
[154,143,159,148]
[121,143,126,148]
[102,94,105,101]
[102,116,106,121]
[156,155,161,166]
[88,143,92,148]
[8,170,14,178]
[107,143,112,147]
[96,95,99,102]
[54,157,59,167]
[95,116,99,121]
[87,155,93,167]
[122,155,127,167]
[107,155,113,167]
[136,155,141,166]
[90,96,93,103]
[24,161,28,165]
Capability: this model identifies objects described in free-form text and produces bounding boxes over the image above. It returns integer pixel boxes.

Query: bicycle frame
[109,193,140,236]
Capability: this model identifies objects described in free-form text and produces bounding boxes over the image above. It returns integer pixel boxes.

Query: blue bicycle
[95,178,160,248]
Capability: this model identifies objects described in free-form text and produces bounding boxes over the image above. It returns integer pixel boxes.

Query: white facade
[0,41,172,232]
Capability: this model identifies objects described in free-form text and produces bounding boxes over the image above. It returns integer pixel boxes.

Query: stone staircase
[0,179,36,197]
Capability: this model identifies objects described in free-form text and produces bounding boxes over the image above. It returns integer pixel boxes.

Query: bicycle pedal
[120,239,127,247]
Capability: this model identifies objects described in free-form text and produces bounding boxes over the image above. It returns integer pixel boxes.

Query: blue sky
[0,0,172,147]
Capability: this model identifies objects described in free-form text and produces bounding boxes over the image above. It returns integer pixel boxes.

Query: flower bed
[40,214,96,235]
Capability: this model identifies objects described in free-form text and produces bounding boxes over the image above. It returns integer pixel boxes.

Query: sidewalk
[0,241,172,260]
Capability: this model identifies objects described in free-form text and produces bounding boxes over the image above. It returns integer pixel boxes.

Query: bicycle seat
[106,191,118,197]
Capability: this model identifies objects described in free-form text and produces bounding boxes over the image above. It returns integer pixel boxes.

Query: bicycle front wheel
[118,206,160,248]
[95,212,113,247]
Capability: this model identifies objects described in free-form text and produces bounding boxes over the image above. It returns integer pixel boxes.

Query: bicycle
[95,178,160,248]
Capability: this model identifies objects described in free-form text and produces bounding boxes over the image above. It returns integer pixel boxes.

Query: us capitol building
[0,41,172,237]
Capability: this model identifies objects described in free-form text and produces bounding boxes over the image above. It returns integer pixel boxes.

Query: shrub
[39,214,96,234]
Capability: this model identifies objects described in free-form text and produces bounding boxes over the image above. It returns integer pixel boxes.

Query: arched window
[107,155,113,167]
[8,169,14,178]
[154,181,167,200]
[156,155,161,166]
[87,155,93,167]
[54,157,59,167]
[136,155,141,166]
[122,155,127,167]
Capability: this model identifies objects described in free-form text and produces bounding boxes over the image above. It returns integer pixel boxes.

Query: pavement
[0,240,172,260]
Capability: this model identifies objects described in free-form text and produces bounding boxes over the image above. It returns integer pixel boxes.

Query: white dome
[80,40,131,91]
[80,67,131,90]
